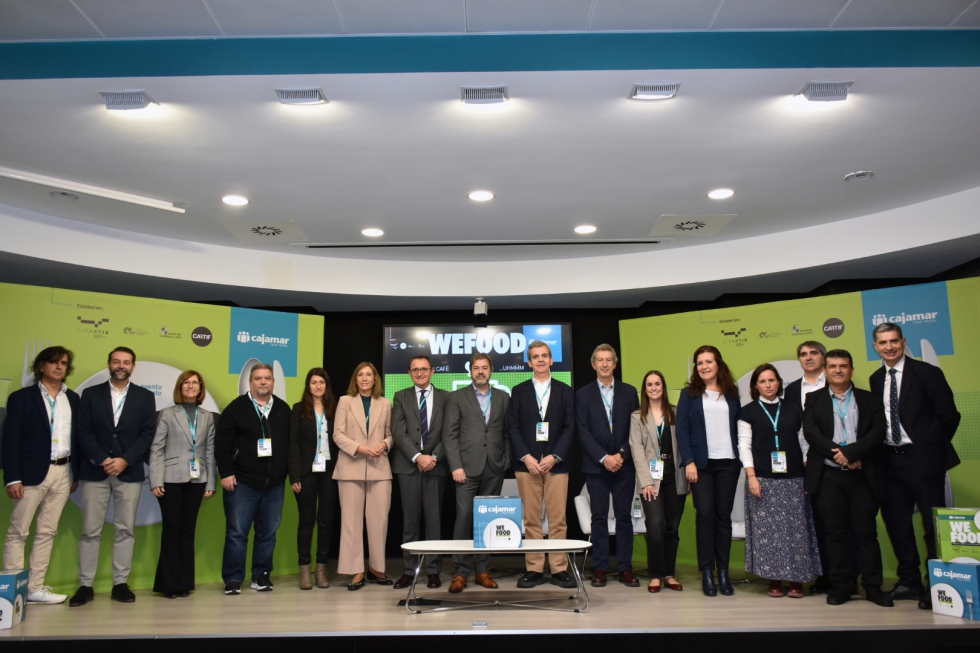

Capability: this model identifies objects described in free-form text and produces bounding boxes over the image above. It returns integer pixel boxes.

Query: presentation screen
[383,324,573,399]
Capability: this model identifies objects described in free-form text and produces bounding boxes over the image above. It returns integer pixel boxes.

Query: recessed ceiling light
[844,171,874,182]
[707,188,735,200]
[574,225,597,234]
[222,195,249,206]
[275,88,327,105]
[99,90,158,110]
[468,190,494,202]
[50,190,78,201]
[795,81,853,102]
[362,228,384,237]
[460,86,508,104]
[629,84,679,100]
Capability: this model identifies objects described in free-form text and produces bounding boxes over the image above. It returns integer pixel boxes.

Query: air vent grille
[99,91,156,110]
[275,88,327,105]
[629,83,679,100]
[460,86,508,104]
[797,81,853,102]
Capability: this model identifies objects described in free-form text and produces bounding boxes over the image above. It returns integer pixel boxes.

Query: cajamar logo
[78,316,109,328]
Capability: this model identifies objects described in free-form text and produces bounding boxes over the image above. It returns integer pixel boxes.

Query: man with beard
[70,347,157,606]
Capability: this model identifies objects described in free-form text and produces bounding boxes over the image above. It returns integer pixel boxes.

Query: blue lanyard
[832,389,853,445]
[113,392,127,419]
[600,385,614,431]
[42,387,58,433]
[534,381,551,420]
[251,395,271,440]
[186,406,199,461]
[478,388,493,423]
[654,417,665,448]
[759,399,782,450]
[315,409,325,451]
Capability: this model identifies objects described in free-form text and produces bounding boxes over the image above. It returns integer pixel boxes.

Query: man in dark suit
[390,355,451,590]
[507,340,576,589]
[576,344,641,588]
[3,346,80,604]
[869,322,961,609]
[802,349,892,608]
[443,353,511,594]
[70,347,157,607]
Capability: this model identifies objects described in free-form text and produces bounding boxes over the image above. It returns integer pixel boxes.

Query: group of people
[2,322,960,613]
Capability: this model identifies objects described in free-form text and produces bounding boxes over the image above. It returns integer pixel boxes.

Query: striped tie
[419,389,429,450]
[889,368,901,445]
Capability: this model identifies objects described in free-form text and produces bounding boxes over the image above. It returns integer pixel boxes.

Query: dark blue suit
[576,379,640,573]
[76,381,157,483]
[2,384,80,486]
[508,378,575,474]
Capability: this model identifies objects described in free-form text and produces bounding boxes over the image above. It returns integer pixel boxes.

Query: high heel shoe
[701,570,717,597]
[718,568,734,596]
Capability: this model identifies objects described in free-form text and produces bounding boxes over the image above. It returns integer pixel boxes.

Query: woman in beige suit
[333,362,394,590]
[629,370,690,593]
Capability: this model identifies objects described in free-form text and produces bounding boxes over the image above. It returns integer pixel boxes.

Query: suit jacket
[288,403,338,483]
[783,378,805,413]
[629,408,689,496]
[390,385,450,477]
[869,356,961,476]
[576,379,640,475]
[331,394,393,482]
[507,377,575,475]
[77,381,157,483]
[443,383,511,478]
[674,388,741,470]
[2,384,80,487]
[148,404,216,491]
[802,385,887,500]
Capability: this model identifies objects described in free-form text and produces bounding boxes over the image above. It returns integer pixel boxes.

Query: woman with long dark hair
[675,345,742,597]
[629,370,690,593]
[289,368,339,590]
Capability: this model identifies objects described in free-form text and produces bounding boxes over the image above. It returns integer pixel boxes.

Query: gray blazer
[443,383,511,478]
[629,409,689,496]
[390,385,450,477]
[149,404,217,492]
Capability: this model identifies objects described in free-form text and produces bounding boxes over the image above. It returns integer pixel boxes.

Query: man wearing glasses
[390,355,451,589]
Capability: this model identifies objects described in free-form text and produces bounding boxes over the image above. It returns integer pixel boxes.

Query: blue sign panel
[861,282,954,360]
[523,324,563,362]
[229,307,299,376]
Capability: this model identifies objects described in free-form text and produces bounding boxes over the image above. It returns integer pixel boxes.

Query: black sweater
[741,399,805,479]
[215,394,291,490]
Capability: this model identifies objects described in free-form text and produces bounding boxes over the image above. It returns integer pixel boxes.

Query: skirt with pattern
[744,476,823,583]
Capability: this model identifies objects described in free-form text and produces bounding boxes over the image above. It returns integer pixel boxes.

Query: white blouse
[703,390,735,460]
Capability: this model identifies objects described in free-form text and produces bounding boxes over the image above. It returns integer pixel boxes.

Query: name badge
[257,438,272,457]
[771,451,787,473]
[650,459,664,480]
[312,452,327,472]
[536,422,549,442]
[189,457,201,479]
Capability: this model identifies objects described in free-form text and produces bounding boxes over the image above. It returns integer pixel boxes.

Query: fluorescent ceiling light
[362,228,384,237]
[795,81,853,102]
[222,195,249,206]
[707,188,735,200]
[574,225,597,234]
[460,86,508,104]
[0,165,184,213]
[99,90,158,110]
[629,84,679,100]
[468,190,494,202]
[844,171,874,182]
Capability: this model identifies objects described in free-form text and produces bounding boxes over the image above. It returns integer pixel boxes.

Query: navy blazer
[675,388,741,470]
[1,384,80,487]
[576,379,640,475]
[507,377,575,475]
[76,381,157,483]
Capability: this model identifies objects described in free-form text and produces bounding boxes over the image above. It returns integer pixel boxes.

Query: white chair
[731,468,747,540]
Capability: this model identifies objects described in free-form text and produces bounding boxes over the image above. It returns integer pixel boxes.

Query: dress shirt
[109,381,131,427]
[736,396,780,469]
[882,356,912,446]
[703,390,735,459]
[532,375,552,419]
[825,385,859,468]
[411,384,435,463]
[248,391,274,418]
[40,382,72,460]
[597,379,620,463]
[474,385,492,424]
[797,373,826,457]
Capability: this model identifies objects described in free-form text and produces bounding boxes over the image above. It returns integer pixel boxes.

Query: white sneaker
[27,586,68,604]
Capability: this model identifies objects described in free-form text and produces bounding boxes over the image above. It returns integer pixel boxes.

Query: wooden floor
[4,561,979,640]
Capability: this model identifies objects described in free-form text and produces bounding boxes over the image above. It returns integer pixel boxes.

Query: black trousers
[295,472,338,566]
[811,493,861,582]
[586,468,636,572]
[397,471,447,575]
[690,458,740,571]
[879,446,946,588]
[815,467,884,591]
[641,472,686,579]
[153,481,206,593]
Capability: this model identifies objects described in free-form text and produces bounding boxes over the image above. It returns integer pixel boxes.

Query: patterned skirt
[744,476,823,583]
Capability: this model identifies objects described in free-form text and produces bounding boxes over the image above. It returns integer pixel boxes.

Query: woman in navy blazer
[675,345,741,597]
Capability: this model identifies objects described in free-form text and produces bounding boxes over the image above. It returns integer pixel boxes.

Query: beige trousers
[3,464,71,592]
[516,471,569,572]
[78,476,142,586]
[337,479,391,575]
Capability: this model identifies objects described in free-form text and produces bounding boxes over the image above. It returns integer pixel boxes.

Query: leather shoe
[427,574,441,589]
[518,571,546,588]
[619,569,640,587]
[111,583,136,603]
[865,586,895,608]
[826,589,851,605]
[449,575,467,593]
[918,591,932,610]
[809,575,830,596]
[366,570,393,585]
[665,577,683,591]
[551,571,576,589]
[591,569,607,587]
[474,572,498,588]
[69,586,94,607]
[889,583,922,601]
[648,579,662,593]
[701,570,717,597]
[717,569,734,596]
[393,573,415,589]
[347,577,365,591]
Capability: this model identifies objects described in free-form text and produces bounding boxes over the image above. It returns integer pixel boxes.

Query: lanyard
[251,395,271,439]
[759,399,782,450]
[600,385,614,431]
[654,417,665,449]
[113,392,127,419]
[42,386,59,432]
[534,381,551,420]
[832,389,853,445]
[315,408,325,450]
[186,406,199,460]
[478,388,493,423]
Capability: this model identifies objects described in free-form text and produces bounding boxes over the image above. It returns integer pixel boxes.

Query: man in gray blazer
[390,355,451,590]
[443,353,511,594]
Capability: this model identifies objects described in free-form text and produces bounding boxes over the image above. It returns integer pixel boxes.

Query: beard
[110,368,131,381]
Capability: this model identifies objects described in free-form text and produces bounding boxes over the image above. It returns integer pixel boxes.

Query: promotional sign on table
[473,496,522,548]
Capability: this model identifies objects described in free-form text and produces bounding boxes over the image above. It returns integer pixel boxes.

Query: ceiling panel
[73,0,222,38]
[0,0,103,40]
[206,0,346,36]
[833,0,974,28]
[712,0,847,30]
[466,0,593,33]
[589,0,721,31]
[951,1,980,26]
[337,0,464,34]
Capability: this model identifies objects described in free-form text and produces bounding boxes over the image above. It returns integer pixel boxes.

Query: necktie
[889,368,901,444]
[419,389,429,450]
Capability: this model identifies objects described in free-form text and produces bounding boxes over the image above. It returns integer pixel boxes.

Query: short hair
[824,349,853,367]
[470,353,493,371]
[409,355,433,369]
[347,362,384,398]
[749,363,783,401]
[33,346,75,382]
[796,340,827,358]
[107,346,136,364]
[527,340,552,358]
[591,344,619,365]
[249,363,274,380]
[872,322,904,341]
[173,370,206,405]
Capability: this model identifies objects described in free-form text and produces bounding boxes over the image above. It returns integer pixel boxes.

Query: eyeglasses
[181,380,201,386]
[410,367,432,374]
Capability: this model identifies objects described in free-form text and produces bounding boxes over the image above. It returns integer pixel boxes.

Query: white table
[400,539,592,614]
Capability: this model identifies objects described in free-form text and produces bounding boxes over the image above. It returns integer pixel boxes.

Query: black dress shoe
[918,591,932,610]
[517,571,546,588]
[392,573,415,589]
[865,586,895,608]
[366,570,393,585]
[177,590,190,598]
[717,568,734,596]
[111,583,136,603]
[591,569,607,587]
[810,575,831,596]
[701,570,717,597]
[348,578,365,591]
[427,574,441,589]
[551,571,577,589]
[826,589,851,605]
[889,584,923,601]
[162,592,178,599]
[69,586,94,607]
